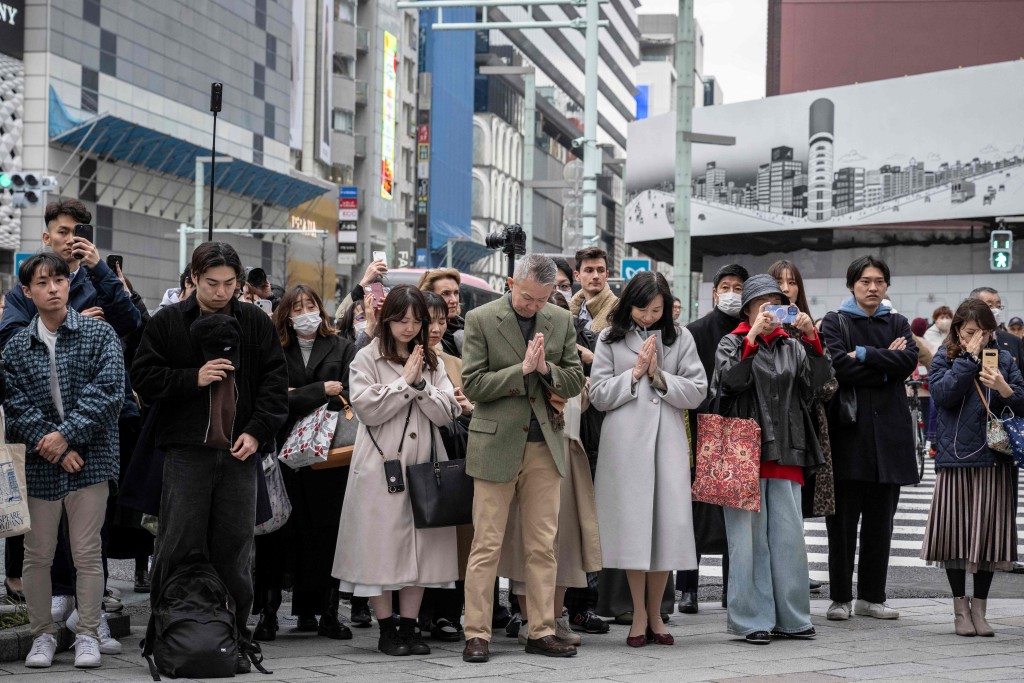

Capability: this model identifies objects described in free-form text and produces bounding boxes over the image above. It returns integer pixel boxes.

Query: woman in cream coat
[332,286,461,657]
[590,271,707,647]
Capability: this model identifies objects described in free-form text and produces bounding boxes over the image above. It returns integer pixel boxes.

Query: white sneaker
[555,616,582,646]
[854,599,899,619]
[24,633,57,668]
[74,634,102,668]
[50,595,74,623]
[102,588,123,613]
[826,601,852,621]
[66,609,123,655]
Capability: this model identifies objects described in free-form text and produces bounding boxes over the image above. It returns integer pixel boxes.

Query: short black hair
[574,247,609,270]
[713,264,749,287]
[552,257,574,285]
[673,296,681,303]
[846,255,890,288]
[19,252,70,287]
[179,268,193,292]
[190,242,243,280]
[44,199,91,229]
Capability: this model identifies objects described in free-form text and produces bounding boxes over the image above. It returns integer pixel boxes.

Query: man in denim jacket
[3,253,125,669]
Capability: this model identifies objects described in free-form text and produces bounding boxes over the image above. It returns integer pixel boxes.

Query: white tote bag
[0,413,31,538]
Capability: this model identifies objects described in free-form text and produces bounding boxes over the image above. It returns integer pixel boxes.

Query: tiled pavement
[3,598,1024,682]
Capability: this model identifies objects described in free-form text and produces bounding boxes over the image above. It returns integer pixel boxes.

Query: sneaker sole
[25,661,53,668]
[826,612,851,621]
[854,612,899,619]
[75,661,102,668]
[772,631,816,640]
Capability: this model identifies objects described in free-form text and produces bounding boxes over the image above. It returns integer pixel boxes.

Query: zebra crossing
[696,462,1024,583]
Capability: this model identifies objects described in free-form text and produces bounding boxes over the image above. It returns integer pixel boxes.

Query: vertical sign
[337,186,359,264]
[288,0,305,149]
[317,0,333,164]
[381,31,398,200]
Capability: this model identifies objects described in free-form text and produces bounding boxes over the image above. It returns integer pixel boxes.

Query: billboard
[625,61,1024,243]
[288,0,304,149]
[316,0,333,164]
[381,30,398,200]
[0,0,24,60]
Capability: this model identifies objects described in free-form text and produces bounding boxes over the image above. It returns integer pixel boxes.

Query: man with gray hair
[460,254,585,662]
[968,286,1023,367]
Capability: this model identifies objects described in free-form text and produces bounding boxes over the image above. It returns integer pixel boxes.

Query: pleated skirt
[920,464,1018,573]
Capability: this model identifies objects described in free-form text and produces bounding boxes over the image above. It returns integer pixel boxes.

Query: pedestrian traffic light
[4,173,59,208]
[0,173,12,189]
[990,229,1013,271]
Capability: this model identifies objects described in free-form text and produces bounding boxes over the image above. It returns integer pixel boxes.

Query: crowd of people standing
[1,198,1022,674]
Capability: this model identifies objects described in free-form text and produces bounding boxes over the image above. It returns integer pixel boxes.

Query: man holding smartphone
[0,199,140,348]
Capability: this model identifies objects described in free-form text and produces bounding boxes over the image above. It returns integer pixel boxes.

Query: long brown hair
[767,259,811,315]
[375,285,438,371]
[273,285,335,346]
[945,298,998,360]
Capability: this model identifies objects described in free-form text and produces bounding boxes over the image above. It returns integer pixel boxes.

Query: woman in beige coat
[332,286,461,657]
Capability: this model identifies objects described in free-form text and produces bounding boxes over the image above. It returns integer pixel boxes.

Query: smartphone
[372,250,387,267]
[766,304,799,325]
[368,282,386,308]
[72,224,93,259]
[383,460,405,493]
[983,348,999,370]
[255,299,273,315]
[106,254,123,272]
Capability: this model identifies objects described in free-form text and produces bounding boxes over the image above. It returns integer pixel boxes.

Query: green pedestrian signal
[0,173,11,189]
[989,229,1013,271]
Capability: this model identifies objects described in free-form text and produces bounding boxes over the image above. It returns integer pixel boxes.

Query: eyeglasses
[554,284,572,293]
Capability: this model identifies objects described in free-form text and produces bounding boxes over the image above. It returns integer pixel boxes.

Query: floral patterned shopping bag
[692,413,762,512]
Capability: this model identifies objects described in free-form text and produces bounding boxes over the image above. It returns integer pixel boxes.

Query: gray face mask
[716,292,743,317]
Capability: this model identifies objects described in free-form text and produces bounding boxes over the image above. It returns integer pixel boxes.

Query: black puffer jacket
[131,294,288,451]
[712,328,833,470]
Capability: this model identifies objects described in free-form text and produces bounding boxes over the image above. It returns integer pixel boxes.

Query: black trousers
[5,535,23,580]
[825,480,901,604]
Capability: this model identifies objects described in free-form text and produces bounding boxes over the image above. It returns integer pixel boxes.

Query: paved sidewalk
[2,598,1023,682]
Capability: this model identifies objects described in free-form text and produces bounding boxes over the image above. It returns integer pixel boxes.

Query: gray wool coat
[589,326,708,571]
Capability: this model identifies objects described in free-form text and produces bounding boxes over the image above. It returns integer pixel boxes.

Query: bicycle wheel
[917,422,926,481]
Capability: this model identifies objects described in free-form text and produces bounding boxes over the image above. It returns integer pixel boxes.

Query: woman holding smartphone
[332,286,461,657]
[922,298,1024,637]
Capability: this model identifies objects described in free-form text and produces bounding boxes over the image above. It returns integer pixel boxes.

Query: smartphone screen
[982,349,999,370]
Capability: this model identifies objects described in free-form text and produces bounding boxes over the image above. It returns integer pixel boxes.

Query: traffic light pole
[673,0,695,322]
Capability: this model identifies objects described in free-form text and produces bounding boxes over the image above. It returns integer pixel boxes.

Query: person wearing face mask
[337,299,368,342]
[969,287,1024,368]
[924,306,953,355]
[711,275,832,644]
[251,286,357,643]
[922,298,1024,637]
[590,271,707,648]
[676,263,749,613]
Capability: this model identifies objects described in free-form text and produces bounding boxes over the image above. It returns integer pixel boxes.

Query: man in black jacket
[676,264,748,613]
[820,255,917,623]
[131,242,288,673]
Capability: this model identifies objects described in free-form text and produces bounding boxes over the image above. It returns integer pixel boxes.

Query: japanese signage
[381,31,398,200]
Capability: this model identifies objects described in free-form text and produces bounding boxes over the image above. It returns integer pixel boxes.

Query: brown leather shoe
[462,637,490,663]
[525,634,578,657]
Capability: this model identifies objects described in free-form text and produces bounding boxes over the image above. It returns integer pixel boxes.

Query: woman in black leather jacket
[711,275,832,645]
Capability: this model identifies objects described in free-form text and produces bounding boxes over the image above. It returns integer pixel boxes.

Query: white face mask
[716,292,743,317]
[291,311,321,336]
[936,318,951,333]
[991,308,1002,325]
[354,321,368,335]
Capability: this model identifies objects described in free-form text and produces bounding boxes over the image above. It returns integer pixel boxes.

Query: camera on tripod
[485,224,526,256]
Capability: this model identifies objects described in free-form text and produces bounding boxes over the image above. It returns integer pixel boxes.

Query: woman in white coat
[590,271,708,648]
[332,285,461,657]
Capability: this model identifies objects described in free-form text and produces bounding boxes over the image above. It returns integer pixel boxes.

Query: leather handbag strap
[367,403,415,462]
[974,380,993,415]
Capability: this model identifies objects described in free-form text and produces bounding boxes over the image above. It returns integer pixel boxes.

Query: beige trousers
[464,442,562,641]
[24,482,109,639]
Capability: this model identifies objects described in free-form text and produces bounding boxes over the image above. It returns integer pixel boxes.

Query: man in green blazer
[461,254,585,663]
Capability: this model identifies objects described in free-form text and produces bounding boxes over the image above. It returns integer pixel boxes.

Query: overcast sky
[638,0,768,104]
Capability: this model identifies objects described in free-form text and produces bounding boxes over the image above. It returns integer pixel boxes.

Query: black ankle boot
[318,588,353,640]
[253,609,278,641]
[399,617,431,655]
[378,616,411,656]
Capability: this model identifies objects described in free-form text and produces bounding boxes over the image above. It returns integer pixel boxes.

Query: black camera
[485,224,527,256]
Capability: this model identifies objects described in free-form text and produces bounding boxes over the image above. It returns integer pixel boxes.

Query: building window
[255,0,267,29]
[252,203,264,231]
[333,54,354,78]
[254,62,265,100]
[472,176,484,217]
[81,67,99,114]
[100,30,117,77]
[332,109,354,134]
[334,0,355,23]
[253,133,264,166]
[261,240,274,274]
[80,158,97,202]
[83,0,100,26]
[264,103,276,139]
[266,34,277,72]
[95,205,113,250]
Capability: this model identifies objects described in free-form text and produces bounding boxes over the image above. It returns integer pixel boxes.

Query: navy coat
[821,303,919,485]
[929,346,1024,468]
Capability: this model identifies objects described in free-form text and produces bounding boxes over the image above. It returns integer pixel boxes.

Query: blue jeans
[723,478,811,636]
[150,448,258,639]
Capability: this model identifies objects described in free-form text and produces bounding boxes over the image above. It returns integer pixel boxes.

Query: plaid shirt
[3,308,124,501]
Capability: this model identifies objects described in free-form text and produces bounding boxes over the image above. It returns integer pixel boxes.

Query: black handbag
[833,313,858,425]
[406,411,474,529]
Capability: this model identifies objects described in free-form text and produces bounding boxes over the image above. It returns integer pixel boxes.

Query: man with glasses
[969,287,1024,367]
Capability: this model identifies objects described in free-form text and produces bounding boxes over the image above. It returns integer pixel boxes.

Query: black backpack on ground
[142,560,266,679]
